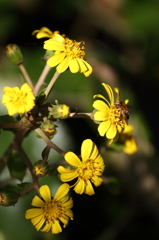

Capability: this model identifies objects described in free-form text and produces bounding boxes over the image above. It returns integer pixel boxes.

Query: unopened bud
[52,104,70,119]
[19,117,33,128]
[41,120,57,139]
[5,44,23,65]
[33,160,49,177]
[0,190,19,206]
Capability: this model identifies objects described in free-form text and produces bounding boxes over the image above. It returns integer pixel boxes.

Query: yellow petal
[64,152,81,167]
[93,100,109,112]
[92,176,103,187]
[56,56,69,73]
[73,179,85,194]
[52,220,62,234]
[65,209,73,219]
[25,208,43,219]
[98,120,111,136]
[47,53,65,67]
[84,180,95,195]
[31,215,45,230]
[44,39,65,51]
[59,216,69,227]
[81,139,93,161]
[40,222,52,232]
[102,83,114,105]
[54,183,70,201]
[106,124,117,139]
[31,196,44,207]
[69,58,80,73]
[39,185,51,203]
[59,171,78,182]
[93,111,109,121]
[21,83,32,92]
[76,58,88,72]
[62,198,73,209]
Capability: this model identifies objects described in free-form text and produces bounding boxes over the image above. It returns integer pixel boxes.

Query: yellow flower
[43,33,92,76]
[25,184,73,234]
[93,83,129,143]
[32,27,59,39]
[120,124,138,154]
[2,83,35,116]
[57,139,105,195]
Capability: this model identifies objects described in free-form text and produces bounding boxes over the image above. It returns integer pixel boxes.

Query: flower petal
[47,53,65,67]
[93,100,109,112]
[56,56,69,73]
[102,83,114,105]
[69,58,80,73]
[93,111,109,121]
[64,152,81,167]
[54,183,70,201]
[81,139,93,161]
[92,176,103,187]
[106,124,117,139]
[40,222,52,232]
[73,179,85,194]
[39,185,51,203]
[98,120,111,136]
[25,208,43,219]
[31,196,44,207]
[31,215,45,230]
[58,167,78,182]
[52,220,62,234]
[84,180,95,195]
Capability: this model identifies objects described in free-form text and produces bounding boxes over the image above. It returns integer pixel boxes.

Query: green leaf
[7,151,27,181]
[36,88,46,104]
[17,182,32,190]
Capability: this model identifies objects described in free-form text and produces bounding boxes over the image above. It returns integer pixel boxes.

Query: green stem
[35,128,66,157]
[33,64,51,96]
[44,71,61,98]
[18,63,34,89]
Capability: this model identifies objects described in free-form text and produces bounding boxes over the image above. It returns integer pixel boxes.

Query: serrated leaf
[7,151,27,181]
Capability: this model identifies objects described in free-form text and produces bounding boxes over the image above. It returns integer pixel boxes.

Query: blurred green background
[1,0,159,239]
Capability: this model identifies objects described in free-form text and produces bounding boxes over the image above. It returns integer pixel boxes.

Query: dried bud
[5,44,23,65]
[52,104,70,119]
[40,120,57,139]
[0,190,19,206]
[33,160,49,177]
[19,117,33,128]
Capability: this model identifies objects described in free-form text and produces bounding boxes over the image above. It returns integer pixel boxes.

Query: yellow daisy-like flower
[43,33,92,77]
[57,139,105,195]
[2,83,35,116]
[93,83,129,143]
[120,124,137,154]
[25,184,73,234]
[32,27,60,39]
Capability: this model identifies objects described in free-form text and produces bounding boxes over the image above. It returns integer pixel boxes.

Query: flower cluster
[0,26,137,236]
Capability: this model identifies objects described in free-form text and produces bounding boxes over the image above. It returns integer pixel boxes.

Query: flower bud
[5,44,23,65]
[19,116,33,128]
[40,120,57,139]
[33,160,49,177]
[0,190,19,206]
[51,104,70,119]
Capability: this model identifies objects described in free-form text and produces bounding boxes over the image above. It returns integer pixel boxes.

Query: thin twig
[18,63,34,89]
[33,64,51,96]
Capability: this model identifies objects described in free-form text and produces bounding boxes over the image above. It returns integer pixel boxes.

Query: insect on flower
[114,100,129,124]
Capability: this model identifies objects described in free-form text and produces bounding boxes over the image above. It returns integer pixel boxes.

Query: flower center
[109,105,125,128]
[77,159,96,180]
[64,38,85,59]
[42,200,64,223]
